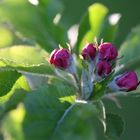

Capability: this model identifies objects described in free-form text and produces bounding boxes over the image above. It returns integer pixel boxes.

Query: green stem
[73,73,82,98]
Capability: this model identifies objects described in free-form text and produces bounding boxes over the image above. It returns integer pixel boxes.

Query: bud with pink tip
[82,43,96,60]
[108,71,139,92]
[98,43,118,61]
[49,48,71,69]
[96,61,112,77]
[49,49,58,65]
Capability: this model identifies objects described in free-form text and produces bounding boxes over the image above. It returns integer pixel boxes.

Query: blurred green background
[0,0,140,140]
[61,0,140,46]
[60,0,140,140]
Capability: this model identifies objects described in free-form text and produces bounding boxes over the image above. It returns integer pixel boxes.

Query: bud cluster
[49,40,139,100]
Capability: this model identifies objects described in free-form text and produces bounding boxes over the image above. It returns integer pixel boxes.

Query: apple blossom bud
[108,71,139,92]
[49,49,58,64]
[82,43,96,60]
[99,43,118,61]
[96,61,112,77]
[49,48,71,69]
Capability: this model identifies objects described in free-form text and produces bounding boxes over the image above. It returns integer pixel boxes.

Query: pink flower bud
[96,61,112,77]
[108,71,139,92]
[49,49,58,64]
[49,48,71,69]
[116,71,139,91]
[99,43,118,61]
[82,43,96,60]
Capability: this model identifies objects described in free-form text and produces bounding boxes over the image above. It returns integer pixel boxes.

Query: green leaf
[39,0,63,20]
[0,76,30,111]
[91,73,114,100]
[0,59,54,75]
[0,24,13,48]
[0,76,30,133]
[2,105,25,140]
[0,0,67,52]
[76,3,108,53]
[23,81,104,140]
[21,72,49,90]
[0,57,54,90]
[0,45,54,75]
[5,89,27,112]
[105,113,124,140]
[0,22,35,48]
[23,84,76,140]
[98,13,121,45]
[1,80,104,140]
[0,70,21,96]
[117,25,140,73]
[0,45,47,65]
[2,97,101,140]
[53,102,100,140]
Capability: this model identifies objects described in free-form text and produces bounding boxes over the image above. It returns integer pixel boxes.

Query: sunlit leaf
[0,45,55,75]
[76,3,108,53]
[0,25,13,48]
[0,76,30,109]
[0,45,47,65]
[0,0,67,52]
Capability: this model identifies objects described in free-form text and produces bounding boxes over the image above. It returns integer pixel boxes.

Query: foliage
[0,1,140,140]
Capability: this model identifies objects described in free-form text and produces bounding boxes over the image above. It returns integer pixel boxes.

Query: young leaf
[105,113,124,140]
[91,73,114,100]
[76,3,108,53]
